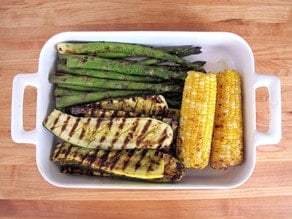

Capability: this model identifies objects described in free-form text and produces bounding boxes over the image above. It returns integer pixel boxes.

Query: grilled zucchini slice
[52,142,184,182]
[43,109,173,150]
[66,95,168,116]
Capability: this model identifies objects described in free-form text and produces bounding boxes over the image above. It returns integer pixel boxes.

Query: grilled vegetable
[66,95,169,116]
[57,84,107,92]
[65,106,178,142]
[94,52,131,59]
[66,55,188,80]
[60,165,112,177]
[43,109,173,150]
[57,63,162,82]
[52,142,185,182]
[176,71,217,169]
[55,87,108,96]
[136,58,161,66]
[156,46,202,57]
[66,106,144,118]
[166,108,180,121]
[57,42,202,69]
[55,90,149,109]
[210,70,243,169]
[54,87,105,97]
[49,73,182,92]
[66,105,177,126]
[52,142,164,179]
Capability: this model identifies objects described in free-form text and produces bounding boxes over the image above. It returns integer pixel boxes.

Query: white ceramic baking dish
[11,31,281,189]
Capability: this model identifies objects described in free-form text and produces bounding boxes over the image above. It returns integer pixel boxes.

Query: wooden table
[1,0,291,218]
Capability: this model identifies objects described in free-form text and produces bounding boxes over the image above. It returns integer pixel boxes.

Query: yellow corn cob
[176,71,217,169]
[210,70,243,169]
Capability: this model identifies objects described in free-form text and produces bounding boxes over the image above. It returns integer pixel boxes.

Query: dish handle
[254,73,281,147]
[11,73,39,145]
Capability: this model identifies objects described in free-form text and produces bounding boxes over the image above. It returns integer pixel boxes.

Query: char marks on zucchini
[44,109,173,150]
[52,142,184,182]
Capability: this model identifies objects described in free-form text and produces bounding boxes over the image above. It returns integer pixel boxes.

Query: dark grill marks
[108,98,114,105]
[80,150,91,165]
[52,143,184,182]
[83,150,98,166]
[125,111,131,117]
[64,144,73,158]
[87,107,94,117]
[110,118,125,148]
[111,130,120,148]
[95,117,103,130]
[99,118,114,145]
[92,117,103,145]
[122,149,135,171]
[107,118,114,130]
[61,115,70,134]
[118,117,126,130]
[121,118,140,149]
[69,117,80,138]
[51,144,62,161]
[111,109,119,118]
[99,135,106,144]
[108,150,123,170]
[132,97,139,113]
[50,112,61,130]
[98,108,106,118]
[88,108,99,117]
[134,149,147,170]
[97,150,110,168]
[79,117,91,140]
[90,108,100,118]
[91,103,99,117]
[61,166,94,176]
[147,152,162,173]
[157,128,169,146]
[136,119,152,146]
[91,102,102,112]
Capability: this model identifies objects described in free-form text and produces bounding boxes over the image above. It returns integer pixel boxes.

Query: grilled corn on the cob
[176,71,217,169]
[210,70,243,169]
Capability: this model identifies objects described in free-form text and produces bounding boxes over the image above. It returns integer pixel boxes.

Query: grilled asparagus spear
[58,43,201,58]
[52,142,185,182]
[49,73,183,92]
[43,109,173,150]
[57,84,107,92]
[136,58,161,66]
[65,55,187,80]
[57,63,162,83]
[156,46,202,57]
[57,42,202,69]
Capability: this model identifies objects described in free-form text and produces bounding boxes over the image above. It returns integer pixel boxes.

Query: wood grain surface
[0,0,291,218]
